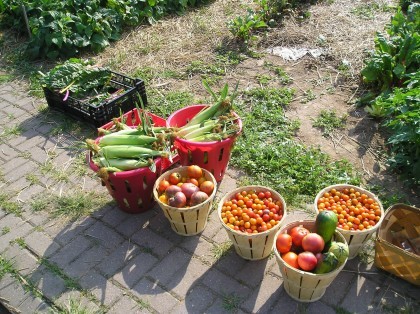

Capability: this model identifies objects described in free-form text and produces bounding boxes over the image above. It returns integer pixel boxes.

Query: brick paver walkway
[0,82,419,313]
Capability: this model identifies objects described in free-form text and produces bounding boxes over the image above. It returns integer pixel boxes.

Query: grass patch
[26,173,41,185]
[231,88,360,206]
[312,109,348,136]
[30,190,109,221]
[1,226,11,235]
[39,258,81,290]
[147,89,195,118]
[211,242,232,260]
[0,73,12,83]
[0,125,24,138]
[62,297,95,314]
[0,193,22,216]
[351,2,393,20]
[0,255,15,280]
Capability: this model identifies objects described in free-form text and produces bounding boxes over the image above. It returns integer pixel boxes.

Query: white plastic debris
[267,47,325,61]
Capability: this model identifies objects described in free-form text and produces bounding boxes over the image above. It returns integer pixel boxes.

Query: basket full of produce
[374,204,420,285]
[274,212,349,302]
[314,184,384,259]
[167,81,242,182]
[153,165,217,236]
[40,58,147,127]
[217,186,287,260]
[87,108,174,214]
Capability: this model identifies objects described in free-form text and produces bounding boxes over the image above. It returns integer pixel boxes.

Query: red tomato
[158,179,170,193]
[302,233,325,254]
[200,181,214,196]
[281,252,299,269]
[289,225,310,247]
[276,233,292,254]
[169,172,182,185]
[187,165,203,179]
[297,251,318,271]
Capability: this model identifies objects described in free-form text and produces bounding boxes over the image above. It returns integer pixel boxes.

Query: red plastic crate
[88,109,175,214]
[166,104,242,182]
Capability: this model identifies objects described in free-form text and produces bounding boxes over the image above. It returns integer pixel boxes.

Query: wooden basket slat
[374,204,420,285]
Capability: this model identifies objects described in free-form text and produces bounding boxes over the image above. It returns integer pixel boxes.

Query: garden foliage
[0,0,208,59]
[361,4,420,185]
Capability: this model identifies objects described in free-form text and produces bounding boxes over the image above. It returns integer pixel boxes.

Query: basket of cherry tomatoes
[217,186,287,260]
[314,184,384,259]
[153,165,217,236]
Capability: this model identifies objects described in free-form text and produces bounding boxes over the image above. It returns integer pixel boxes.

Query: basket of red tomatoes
[273,217,349,302]
[217,186,287,260]
[153,165,217,236]
[314,184,384,259]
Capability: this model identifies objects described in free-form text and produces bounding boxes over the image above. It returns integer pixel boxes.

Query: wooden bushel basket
[374,204,420,285]
[153,166,217,236]
[217,186,287,260]
[274,220,349,302]
[314,184,385,259]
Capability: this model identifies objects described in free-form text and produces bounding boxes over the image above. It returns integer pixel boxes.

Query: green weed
[312,109,347,136]
[0,74,12,83]
[39,258,81,290]
[0,255,14,280]
[26,173,41,185]
[0,193,22,216]
[351,2,392,20]
[30,190,109,221]
[222,293,242,312]
[211,242,232,260]
[256,74,273,86]
[301,89,317,103]
[231,88,360,206]
[1,226,11,235]
[1,125,24,138]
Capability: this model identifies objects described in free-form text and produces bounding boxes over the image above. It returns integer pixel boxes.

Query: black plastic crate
[43,71,147,127]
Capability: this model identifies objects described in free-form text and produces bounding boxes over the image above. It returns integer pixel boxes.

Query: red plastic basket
[166,105,242,182]
[88,109,174,214]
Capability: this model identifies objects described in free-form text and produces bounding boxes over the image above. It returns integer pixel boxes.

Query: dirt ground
[93,0,420,205]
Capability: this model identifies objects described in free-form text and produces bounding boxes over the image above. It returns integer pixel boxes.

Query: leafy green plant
[312,109,348,136]
[373,75,420,185]
[361,5,419,92]
[0,0,209,59]
[227,9,267,43]
[361,5,420,186]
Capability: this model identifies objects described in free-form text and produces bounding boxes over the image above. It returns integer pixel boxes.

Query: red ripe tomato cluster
[157,165,215,208]
[276,225,325,272]
[220,189,284,234]
[317,187,381,231]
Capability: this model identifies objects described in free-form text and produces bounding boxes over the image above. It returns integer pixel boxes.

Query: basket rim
[273,219,349,277]
[313,184,385,235]
[153,166,217,212]
[216,185,287,238]
[167,104,243,146]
